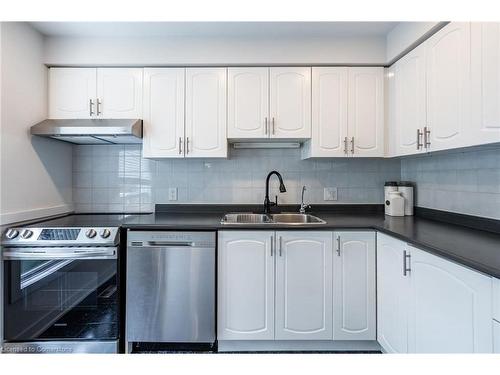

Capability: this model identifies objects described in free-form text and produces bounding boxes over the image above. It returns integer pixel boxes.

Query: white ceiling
[30,22,398,38]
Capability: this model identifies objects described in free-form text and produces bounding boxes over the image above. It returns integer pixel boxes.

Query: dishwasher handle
[146,241,195,247]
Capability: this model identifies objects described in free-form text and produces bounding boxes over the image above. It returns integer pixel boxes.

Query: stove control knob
[86,229,97,239]
[5,229,19,239]
[21,229,34,239]
[100,229,111,239]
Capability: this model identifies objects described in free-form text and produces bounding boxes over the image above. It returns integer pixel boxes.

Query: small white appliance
[384,181,398,215]
[398,181,414,216]
[385,191,405,217]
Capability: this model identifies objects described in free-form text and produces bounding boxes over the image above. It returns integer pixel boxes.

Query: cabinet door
[275,231,333,340]
[385,66,397,158]
[425,22,470,151]
[333,231,376,340]
[494,320,500,354]
[269,67,311,139]
[494,278,500,322]
[227,68,269,139]
[142,68,185,158]
[217,231,275,340]
[470,22,500,146]
[348,67,384,157]
[395,43,427,156]
[185,68,227,158]
[308,67,349,157]
[408,245,493,353]
[97,68,143,119]
[376,233,409,353]
[49,68,97,119]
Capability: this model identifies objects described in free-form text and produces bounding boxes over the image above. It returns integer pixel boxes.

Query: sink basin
[221,213,272,224]
[271,213,326,224]
[220,213,326,225]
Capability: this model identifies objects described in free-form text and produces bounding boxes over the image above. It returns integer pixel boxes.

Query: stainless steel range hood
[30,119,143,145]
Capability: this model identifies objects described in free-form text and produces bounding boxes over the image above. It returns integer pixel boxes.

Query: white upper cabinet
[348,67,385,157]
[227,68,269,139]
[388,22,500,156]
[425,22,471,152]
[470,22,500,145]
[408,245,493,353]
[376,233,409,353]
[333,231,376,340]
[185,68,227,158]
[269,67,311,139]
[307,67,349,157]
[49,68,97,119]
[217,231,275,340]
[142,68,185,158]
[275,231,333,340]
[394,43,427,156]
[384,66,397,157]
[96,68,143,119]
[304,67,384,158]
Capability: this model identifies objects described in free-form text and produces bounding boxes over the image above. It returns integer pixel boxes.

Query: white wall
[386,22,447,63]
[0,22,73,225]
[43,35,387,66]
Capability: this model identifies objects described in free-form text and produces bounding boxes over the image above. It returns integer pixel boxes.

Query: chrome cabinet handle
[351,136,355,155]
[178,137,182,154]
[186,137,190,154]
[417,129,423,150]
[272,117,275,135]
[336,236,341,256]
[96,98,102,116]
[89,99,94,116]
[279,236,282,256]
[403,250,411,276]
[270,235,274,256]
[344,137,348,155]
[265,117,268,135]
[424,126,431,149]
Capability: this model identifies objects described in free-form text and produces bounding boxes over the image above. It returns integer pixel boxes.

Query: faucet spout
[264,171,286,214]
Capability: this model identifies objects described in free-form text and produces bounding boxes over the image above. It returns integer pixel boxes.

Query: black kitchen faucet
[264,171,287,214]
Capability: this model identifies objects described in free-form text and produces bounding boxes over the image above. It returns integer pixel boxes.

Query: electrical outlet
[168,187,178,201]
[324,187,338,201]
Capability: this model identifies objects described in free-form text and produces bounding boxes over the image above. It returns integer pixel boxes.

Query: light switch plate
[324,187,338,201]
[168,187,178,201]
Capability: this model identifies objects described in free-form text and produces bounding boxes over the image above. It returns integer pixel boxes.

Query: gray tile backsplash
[72,145,401,213]
[401,145,500,220]
[72,144,500,219]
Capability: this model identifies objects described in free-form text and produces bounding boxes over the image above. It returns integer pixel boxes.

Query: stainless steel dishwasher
[126,231,215,349]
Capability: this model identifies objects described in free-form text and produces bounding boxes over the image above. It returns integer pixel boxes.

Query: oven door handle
[2,247,117,260]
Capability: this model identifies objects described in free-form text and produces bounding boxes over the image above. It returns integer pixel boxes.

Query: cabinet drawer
[494,278,500,321]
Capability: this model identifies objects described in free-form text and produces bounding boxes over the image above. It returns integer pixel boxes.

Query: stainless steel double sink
[221,213,326,225]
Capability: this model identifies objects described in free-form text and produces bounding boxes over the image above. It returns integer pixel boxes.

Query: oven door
[3,247,118,343]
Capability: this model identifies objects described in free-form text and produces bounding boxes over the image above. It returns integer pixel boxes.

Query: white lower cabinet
[377,233,493,353]
[275,231,333,340]
[218,230,377,344]
[217,231,275,340]
[219,230,496,352]
[376,233,409,353]
[493,278,500,322]
[333,231,376,340]
[494,321,500,353]
[408,245,493,353]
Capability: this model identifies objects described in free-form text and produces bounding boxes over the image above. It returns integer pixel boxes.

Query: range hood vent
[30,119,143,145]
[232,142,301,149]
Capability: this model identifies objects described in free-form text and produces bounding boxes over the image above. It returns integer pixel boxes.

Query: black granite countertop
[21,206,500,279]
